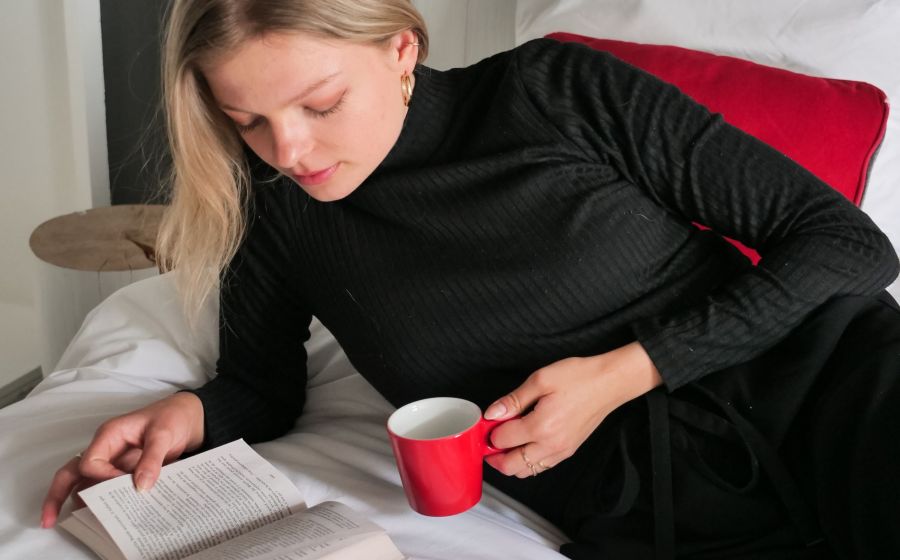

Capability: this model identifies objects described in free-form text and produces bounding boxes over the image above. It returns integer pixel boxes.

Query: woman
[42,1,900,558]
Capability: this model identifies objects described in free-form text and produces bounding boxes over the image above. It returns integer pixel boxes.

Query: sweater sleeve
[184,179,311,449]
[514,38,899,389]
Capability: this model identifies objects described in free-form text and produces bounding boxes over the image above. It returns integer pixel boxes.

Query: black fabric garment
[485,292,900,559]
[189,37,898,447]
[183,37,900,554]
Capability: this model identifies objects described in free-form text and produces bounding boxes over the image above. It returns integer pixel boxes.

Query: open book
[60,439,405,560]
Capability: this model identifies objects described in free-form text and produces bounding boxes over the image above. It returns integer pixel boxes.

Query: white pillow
[36,272,346,396]
[516,0,900,299]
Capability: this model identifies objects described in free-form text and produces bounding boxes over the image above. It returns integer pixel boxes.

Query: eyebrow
[219,71,342,113]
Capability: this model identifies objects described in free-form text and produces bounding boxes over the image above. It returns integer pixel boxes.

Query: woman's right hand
[40,391,205,529]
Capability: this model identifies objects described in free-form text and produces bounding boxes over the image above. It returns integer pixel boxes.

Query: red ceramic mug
[386,397,510,516]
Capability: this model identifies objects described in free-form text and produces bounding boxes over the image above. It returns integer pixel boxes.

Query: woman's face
[203,31,417,202]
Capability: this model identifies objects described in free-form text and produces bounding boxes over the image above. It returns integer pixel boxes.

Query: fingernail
[135,472,151,492]
[484,402,507,420]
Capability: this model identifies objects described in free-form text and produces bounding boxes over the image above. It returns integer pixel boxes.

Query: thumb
[131,432,177,492]
[484,372,546,420]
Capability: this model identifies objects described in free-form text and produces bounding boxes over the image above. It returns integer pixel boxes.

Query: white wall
[413,0,517,70]
[0,0,108,385]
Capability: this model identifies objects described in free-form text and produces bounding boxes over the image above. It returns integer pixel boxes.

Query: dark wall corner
[100,0,170,205]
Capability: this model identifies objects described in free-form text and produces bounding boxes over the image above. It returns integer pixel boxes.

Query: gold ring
[520,448,533,468]
[538,460,551,470]
[521,448,541,476]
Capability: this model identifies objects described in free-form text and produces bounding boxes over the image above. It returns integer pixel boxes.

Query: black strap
[680,385,824,546]
[593,385,822,558]
[605,427,642,518]
[668,397,760,493]
[647,390,675,560]
[640,384,824,559]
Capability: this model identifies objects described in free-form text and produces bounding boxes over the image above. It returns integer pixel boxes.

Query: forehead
[203,32,375,110]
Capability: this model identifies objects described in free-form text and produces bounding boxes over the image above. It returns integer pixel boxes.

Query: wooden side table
[29,204,165,375]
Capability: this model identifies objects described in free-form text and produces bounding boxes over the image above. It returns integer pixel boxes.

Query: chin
[290,178,360,202]
[288,163,374,202]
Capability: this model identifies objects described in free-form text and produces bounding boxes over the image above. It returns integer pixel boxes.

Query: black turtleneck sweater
[189,38,899,450]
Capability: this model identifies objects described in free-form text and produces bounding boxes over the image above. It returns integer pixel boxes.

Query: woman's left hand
[483,341,663,478]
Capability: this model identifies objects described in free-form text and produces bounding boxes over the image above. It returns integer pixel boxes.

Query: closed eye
[232,92,347,134]
[307,92,346,119]
[235,119,263,133]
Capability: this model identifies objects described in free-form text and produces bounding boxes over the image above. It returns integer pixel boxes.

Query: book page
[60,508,124,560]
[77,439,305,560]
[184,501,405,560]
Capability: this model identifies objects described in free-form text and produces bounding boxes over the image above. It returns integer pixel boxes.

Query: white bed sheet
[0,273,567,559]
[517,0,900,300]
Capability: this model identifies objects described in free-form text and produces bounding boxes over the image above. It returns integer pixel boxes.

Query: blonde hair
[157,0,428,325]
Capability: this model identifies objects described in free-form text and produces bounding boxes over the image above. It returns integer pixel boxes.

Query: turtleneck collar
[375,64,458,171]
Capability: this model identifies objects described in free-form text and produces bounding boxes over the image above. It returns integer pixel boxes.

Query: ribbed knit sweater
[190,37,899,450]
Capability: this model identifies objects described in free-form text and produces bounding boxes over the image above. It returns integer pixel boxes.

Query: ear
[387,29,420,74]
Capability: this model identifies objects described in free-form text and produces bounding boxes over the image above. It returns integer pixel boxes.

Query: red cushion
[546,32,890,261]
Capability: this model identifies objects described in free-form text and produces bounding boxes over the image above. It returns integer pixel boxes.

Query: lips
[292,163,339,186]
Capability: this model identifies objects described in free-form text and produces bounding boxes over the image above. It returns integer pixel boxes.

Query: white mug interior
[388,397,482,440]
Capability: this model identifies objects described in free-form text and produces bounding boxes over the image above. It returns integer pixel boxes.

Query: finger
[79,449,128,480]
[485,446,540,479]
[515,450,564,478]
[71,479,96,509]
[514,450,537,479]
[509,446,568,479]
[485,443,553,478]
[131,430,178,492]
[535,454,561,472]
[484,368,553,421]
[112,445,179,473]
[113,447,145,473]
[487,394,558,450]
[485,443,569,478]
[487,414,532,451]
[79,424,137,480]
[484,448,519,476]
[41,457,83,528]
[510,444,551,479]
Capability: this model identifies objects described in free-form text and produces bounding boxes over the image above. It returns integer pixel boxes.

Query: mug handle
[479,416,517,456]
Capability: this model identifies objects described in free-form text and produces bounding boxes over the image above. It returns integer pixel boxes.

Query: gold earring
[401,73,414,107]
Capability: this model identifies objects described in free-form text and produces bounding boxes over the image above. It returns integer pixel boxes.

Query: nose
[271,119,313,170]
